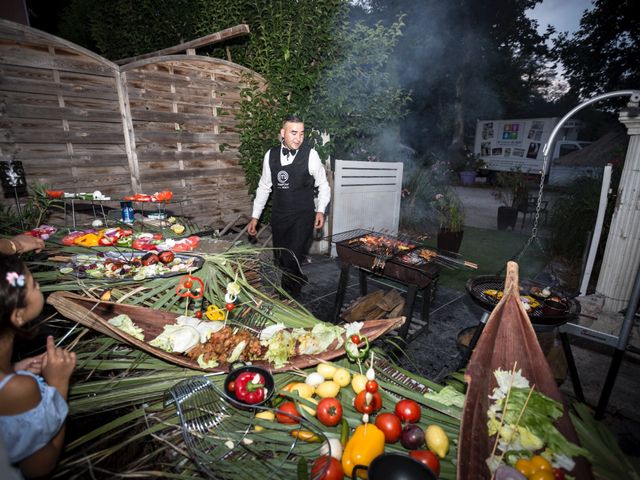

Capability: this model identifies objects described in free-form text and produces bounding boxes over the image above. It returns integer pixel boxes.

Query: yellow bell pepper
[74,233,101,247]
[205,305,225,321]
[341,423,385,479]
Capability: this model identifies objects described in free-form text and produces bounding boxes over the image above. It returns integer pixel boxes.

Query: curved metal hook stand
[516,89,640,261]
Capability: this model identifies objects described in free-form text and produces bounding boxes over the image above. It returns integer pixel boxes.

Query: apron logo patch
[277,170,289,188]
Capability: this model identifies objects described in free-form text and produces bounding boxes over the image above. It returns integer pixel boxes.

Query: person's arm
[248,152,273,236]
[19,336,76,478]
[308,150,331,229]
[0,235,45,255]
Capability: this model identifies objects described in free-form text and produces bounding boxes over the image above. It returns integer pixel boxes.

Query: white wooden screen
[330,160,404,257]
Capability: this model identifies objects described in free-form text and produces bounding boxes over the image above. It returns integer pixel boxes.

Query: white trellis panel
[330,160,403,257]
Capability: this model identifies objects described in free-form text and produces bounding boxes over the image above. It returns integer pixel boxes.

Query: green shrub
[548,176,601,263]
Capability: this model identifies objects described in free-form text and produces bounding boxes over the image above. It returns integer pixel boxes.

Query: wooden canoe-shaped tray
[48,291,405,373]
[457,262,592,479]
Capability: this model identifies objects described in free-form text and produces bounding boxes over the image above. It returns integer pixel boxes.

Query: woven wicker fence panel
[0,19,131,200]
[122,57,262,226]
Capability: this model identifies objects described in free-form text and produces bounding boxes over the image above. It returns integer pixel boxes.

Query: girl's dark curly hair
[0,253,28,335]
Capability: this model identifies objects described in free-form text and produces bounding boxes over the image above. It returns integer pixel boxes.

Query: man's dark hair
[282,114,304,127]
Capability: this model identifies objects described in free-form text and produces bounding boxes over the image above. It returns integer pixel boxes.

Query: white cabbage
[107,314,145,340]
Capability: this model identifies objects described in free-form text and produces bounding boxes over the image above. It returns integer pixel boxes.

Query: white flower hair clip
[6,272,25,288]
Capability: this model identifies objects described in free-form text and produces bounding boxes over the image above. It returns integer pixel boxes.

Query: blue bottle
[120,201,134,223]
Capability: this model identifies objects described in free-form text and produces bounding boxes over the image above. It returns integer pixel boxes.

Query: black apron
[269,145,315,294]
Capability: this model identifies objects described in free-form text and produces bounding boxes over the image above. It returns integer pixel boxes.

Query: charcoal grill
[329,229,440,339]
[466,275,580,331]
[461,274,585,401]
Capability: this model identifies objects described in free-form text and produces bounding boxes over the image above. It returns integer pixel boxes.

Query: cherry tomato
[184,280,193,289]
[226,303,235,312]
[316,398,343,427]
[515,459,534,477]
[409,450,440,477]
[276,401,300,424]
[531,455,552,472]
[395,399,421,423]
[311,455,343,480]
[374,412,402,443]
[354,390,382,413]
[552,467,566,480]
[529,472,555,480]
[227,381,235,392]
[194,310,203,319]
[350,334,361,344]
[362,403,373,414]
[365,380,379,393]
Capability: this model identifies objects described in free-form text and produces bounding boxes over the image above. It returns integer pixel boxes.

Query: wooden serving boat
[47,291,405,373]
[457,262,592,479]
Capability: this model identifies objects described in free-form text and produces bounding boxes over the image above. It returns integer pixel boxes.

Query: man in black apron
[247,115,330,297]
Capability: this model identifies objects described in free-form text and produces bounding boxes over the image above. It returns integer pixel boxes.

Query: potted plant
[451,149,485,186]
[493,170,528,230]
[433,189,465,253]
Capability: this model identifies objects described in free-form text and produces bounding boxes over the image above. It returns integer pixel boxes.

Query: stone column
[596,99,640,311]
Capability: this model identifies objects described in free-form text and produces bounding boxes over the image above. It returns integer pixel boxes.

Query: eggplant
[141,252,159,266]
[401,423,425,450]
[158,250,175,264]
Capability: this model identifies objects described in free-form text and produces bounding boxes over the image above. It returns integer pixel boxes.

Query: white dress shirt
[251,147,331,219]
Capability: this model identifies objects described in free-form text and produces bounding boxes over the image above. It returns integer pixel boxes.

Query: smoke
[346,1,507,164]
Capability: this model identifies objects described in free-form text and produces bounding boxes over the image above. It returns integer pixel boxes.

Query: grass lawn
[423,226,551,292]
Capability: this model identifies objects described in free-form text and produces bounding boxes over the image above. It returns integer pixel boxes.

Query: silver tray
[64,251,204,282]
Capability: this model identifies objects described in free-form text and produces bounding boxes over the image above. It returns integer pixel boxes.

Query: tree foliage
[360,0,554,156]
[555,0,640,98]
[57,0,408,196]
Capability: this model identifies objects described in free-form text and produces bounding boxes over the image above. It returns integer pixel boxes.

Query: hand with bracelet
[1,234,45,255]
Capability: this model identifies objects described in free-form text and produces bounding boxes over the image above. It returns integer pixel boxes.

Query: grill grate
[466,275,579,327]
[165,376,330,480]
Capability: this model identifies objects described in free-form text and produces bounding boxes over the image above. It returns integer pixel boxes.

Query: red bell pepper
[99,236,114,246]
[233,372,266,404]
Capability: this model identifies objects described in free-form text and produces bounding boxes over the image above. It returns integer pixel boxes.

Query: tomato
[409,450,440,477]
[226,303,235,312]
[194,311,203,319]
[316,398,343,427]
[531,455,552,472]
[132,238,151,250]
[395,399,421,423]
[354,390,382,413]
[227,381,235,392]
[552,467,566,480]
[276,401,300,424]
[529,472,555,480]
[365,380,379,393]
[515,459,533,477]
[350,334,361,344]
[374,412,402,443]
[311,455,343,480]
[184,280,193,289]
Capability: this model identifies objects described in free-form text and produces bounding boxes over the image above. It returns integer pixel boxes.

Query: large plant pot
[497,206,518,230]
[437,229,464,254]
[458,170,477,186]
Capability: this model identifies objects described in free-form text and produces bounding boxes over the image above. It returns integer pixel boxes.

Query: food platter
[61,250,203,281]
[47,291,405,373]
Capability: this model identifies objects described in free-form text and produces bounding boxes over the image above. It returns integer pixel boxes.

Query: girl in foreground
[0,253,76,477]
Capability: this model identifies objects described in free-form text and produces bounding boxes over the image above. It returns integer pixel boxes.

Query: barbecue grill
[329,229,440,339]
[466,275,580,331]
[460,274,585,400]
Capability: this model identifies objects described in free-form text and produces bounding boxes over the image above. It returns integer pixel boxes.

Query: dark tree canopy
[555,0,640,98]
[359,0,554,156]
